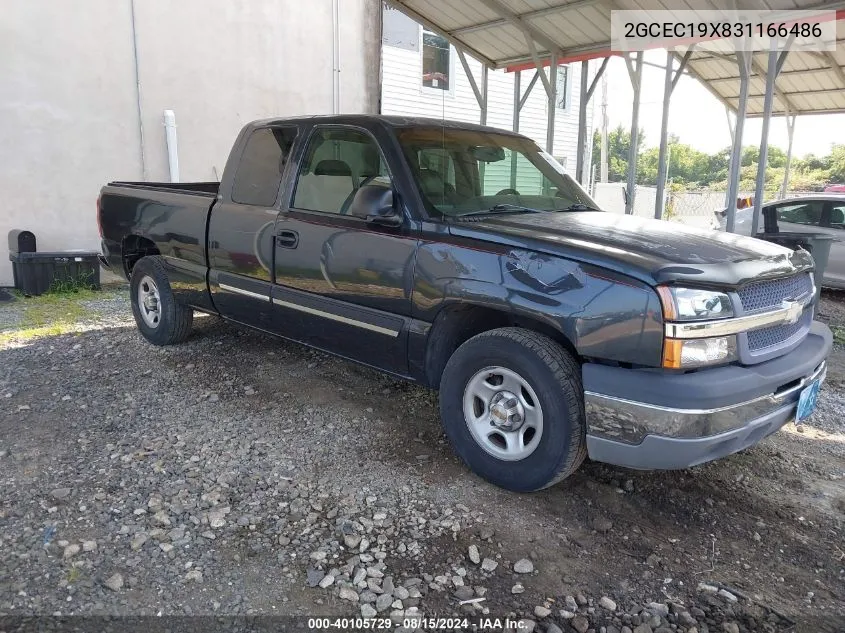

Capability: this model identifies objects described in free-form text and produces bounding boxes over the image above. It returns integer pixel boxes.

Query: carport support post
[725,50,751,233]
[576,61,589,184]
[458,50,490,180]
[576,57,610,186]
[480,64,489,126]
[624,52,643,215]
[655,48,692,220]
[458,50,488,126]
[780,113,796,198]
[511,71,521,189]
[546,54,558,156]
[751,46,784,236]
[540,54,558,197]
[726,106,736,146]
[512,68,540,189]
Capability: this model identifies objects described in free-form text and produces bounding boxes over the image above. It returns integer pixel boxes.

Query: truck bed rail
[107,181,219,196]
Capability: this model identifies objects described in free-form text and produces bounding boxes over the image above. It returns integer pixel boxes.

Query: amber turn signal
[656,286,677,320]
[662,338,683,369]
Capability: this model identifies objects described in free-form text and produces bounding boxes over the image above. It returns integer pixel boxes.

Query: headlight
[663,336,738,369]
[657,287,734,321]
[658,286,737,368]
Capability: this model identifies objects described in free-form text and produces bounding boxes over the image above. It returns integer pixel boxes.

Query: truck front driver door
[271,125,418,375]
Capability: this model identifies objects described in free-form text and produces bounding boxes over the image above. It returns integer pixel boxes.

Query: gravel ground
[818,289,845,331]
[0,286,843,633]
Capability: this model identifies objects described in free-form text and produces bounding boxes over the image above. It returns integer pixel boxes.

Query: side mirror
[347,183,402,227]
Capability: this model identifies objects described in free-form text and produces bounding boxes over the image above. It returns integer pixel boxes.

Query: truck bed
[108,181,219,196]
[98,181,219,311]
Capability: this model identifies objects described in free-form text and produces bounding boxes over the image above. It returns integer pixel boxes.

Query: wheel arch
[122,234,160,279]
[423,302,579,389]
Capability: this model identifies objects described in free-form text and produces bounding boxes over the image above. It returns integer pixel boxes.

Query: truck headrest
[314,159,352,177]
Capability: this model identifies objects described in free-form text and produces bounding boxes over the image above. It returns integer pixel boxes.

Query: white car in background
[715,195,845,289]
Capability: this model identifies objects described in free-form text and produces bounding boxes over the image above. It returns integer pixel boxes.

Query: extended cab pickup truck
[99,115,832,492]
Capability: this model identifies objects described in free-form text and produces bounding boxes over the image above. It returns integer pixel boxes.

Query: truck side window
[232,127,297,206]
[293,128,389,215]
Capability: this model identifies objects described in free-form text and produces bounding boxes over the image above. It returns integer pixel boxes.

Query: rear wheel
[439,327,586,491]
[130,256,193,345]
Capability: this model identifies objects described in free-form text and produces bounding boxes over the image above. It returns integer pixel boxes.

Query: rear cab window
[231,127,298,206]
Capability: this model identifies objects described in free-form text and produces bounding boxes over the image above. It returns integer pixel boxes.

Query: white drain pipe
[331,0,340,114]
[163,109,179,182]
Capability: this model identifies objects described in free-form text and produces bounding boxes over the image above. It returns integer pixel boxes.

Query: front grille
[737,273,813,313]
[747,313,807,351]
[737,273,814,359]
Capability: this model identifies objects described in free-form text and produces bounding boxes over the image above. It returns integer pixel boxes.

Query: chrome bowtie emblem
[781,299,803,325]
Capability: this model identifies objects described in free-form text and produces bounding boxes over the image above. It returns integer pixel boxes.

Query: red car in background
[825,184,845,193]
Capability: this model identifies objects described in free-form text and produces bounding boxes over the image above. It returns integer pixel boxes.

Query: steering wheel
[496,188,520,196]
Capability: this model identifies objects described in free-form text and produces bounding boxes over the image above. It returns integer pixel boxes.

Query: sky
[599,50,845,158]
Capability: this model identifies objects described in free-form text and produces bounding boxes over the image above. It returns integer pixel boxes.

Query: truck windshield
[396,127,599,217]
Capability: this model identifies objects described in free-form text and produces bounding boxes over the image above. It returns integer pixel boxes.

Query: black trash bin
[8,229,37,291]
[8,229,36,255]
[8,251,101,296]
[754,232,834,302]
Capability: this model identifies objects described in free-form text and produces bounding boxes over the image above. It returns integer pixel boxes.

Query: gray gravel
[809,380,845,434]
[818,289,845,333]
[0,287,843,631]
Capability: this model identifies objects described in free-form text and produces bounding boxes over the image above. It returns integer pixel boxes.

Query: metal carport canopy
[384,0,845,101]
[384,0,615,69]
[385,0,845,228]
[682,16,845,117]
[386,1,842,65]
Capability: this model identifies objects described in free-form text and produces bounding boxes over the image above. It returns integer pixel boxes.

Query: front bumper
[583,321,832,470]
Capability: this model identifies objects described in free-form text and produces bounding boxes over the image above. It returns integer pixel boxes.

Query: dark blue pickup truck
[98,115,831,492]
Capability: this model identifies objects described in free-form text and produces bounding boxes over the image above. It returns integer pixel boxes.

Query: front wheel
[130,256,193,345]
[439,328,586,491]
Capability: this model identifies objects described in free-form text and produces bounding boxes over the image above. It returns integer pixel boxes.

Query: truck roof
[247,114,523,137]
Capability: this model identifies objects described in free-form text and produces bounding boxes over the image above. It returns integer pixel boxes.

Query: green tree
[635,140,726,188]
[828,144,845,183]
[741,146,759,167]
[591,125,645,183]
[591,134,843,193]
[798,153,829,171]
[767,146,787,169]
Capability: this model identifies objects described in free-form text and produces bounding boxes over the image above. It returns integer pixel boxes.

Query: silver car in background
[716,194,845,289]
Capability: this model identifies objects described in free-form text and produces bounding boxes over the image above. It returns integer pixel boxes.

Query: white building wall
[0,0,381,285]
[380,6,594,173]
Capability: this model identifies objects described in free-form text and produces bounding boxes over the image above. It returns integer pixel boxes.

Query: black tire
[130,255,193,346]
[439,327,586,492]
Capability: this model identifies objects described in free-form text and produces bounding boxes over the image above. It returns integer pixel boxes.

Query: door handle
[275,229,299,249]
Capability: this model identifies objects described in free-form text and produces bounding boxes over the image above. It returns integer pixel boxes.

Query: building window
[422,29,450,90]
[556,65,569,110]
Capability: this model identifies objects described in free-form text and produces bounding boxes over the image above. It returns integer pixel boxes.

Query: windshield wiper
[456,204,546,218]
[560,203,600,212]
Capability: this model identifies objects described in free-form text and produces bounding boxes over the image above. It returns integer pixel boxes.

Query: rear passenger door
[208,125,298,330]
[271,125,418,375]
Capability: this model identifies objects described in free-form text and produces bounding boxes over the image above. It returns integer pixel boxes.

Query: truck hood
[449,212,814,288]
